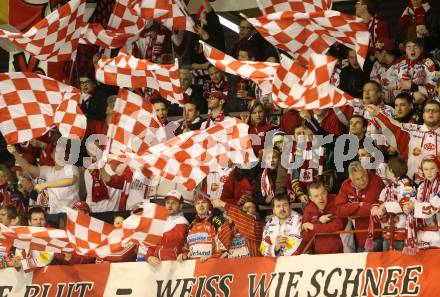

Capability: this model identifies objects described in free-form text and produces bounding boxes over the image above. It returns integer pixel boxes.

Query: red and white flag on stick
[107,88,167,156]
[80,0,147,49]
[136,0,197,32]
[96,51,184,106]
[257,0,332,15]
[245,10,369,68]
[0,224,74,254]
[0,72,87,144]
[272,54,353,110]
[0,0,86,61]
[117,118,258,190]
[200,41,278,96]
[66,204,167,258]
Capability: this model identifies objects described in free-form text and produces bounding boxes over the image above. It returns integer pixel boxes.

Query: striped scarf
[261,168,274,202]
[299,141,325,189]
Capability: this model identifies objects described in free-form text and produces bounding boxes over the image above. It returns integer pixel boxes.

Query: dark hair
[395,92,414,105]
[1,205,18,220]
[387,157,408,179]
[28,206,46,218]
[350,115,368,128]
[424,100,440,111]
[307,180,326,193]
[364,80,382,92]
[184,100,200,111]
[271,194,290,207]
[405,37,424,48]
[238,43,258,60]
[150,97,168,107]
[364,0,380,15]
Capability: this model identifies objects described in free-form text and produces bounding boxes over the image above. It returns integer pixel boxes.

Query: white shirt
[39,165,79,214]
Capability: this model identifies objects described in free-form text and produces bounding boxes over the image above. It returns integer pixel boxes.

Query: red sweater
[301,194,346,254]
[145,214,188,261]
[280,110,302,135]
[334,172,385,246]
[248,121,274,152]
[220,169,253,206]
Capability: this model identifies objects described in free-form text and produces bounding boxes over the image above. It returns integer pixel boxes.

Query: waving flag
[245,10,369,68]
[66,204,167,258]
[0,224,73,254]
[116,118,258,190]
[257,0,332,15]
[107,88,167,156]
[272,54,353,110]
[96,51,184,106]
[0,0,85,61]
[0,72,87,144]
[200,41,278,96]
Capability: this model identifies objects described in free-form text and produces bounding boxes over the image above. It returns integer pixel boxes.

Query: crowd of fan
[1,0,440,269]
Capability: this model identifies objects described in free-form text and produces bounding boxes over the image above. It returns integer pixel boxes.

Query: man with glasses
[79,73,114,122]
[366,100,440,183]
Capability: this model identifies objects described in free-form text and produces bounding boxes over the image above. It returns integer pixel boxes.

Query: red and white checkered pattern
[0,72,87,144]
[80,0,146,49]
[118,118,258,190]
[272,54,353,110]
[66,204,167,258]
[107,88,167,156]
[0,0,85,62]
[137,0,171,21]
[246,10,369,68]
[257,0,332,15]
[96,51,184,106]
[0,224,74,254]
[201,41,278,96]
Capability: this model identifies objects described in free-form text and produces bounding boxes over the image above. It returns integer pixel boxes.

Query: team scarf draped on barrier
[257,0,332,15]
[115,117,258,190]
[106,88,167,156]
[0,0,86,62]
[0,204,167,259]
[272,54,353,109]
[96,51,184,106]
[66,203,167,258]
[245,10,369,68]
[0,225,73,254]
[0,250,437,296]
[200,41,278,96]
[0,72,87,144]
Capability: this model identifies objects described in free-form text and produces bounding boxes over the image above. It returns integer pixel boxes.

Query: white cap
[165,190,183,203]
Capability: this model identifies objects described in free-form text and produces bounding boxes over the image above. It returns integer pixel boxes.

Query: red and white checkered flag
[272,54,353,110]
[66,204,167,258]
[118,118,258,190]
[96,51,184,106]
[200,41,278,96]
[257,0,332,15]
[0,0,85,61]
[0,72,87,144]
[80,0,147,49]
[107,88,167,156]
[0,224,74,254]
[245,10,369,68]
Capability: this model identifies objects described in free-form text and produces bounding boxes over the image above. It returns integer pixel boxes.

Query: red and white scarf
[261,168,274,201]
[299,141,325,189]
[90,170,109,203]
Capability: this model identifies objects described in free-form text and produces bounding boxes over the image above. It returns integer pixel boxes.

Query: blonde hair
[348,161,366,176]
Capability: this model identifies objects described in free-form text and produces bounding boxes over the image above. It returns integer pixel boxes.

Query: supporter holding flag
[7,143,79,228]
[211,198,263,258]
[177,194,232,262]
[366,100,440,183]
[301,181,346,254]
[370,157,416,252]
[260,195,303,257]
[403,156,440,249]
[146,190,188,267]
[335,161,385,252]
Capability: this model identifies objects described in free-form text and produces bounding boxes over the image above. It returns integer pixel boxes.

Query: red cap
[375,38,396,52]
[72,201,91,213]
[165,190,183,203]
[203,90,227,101]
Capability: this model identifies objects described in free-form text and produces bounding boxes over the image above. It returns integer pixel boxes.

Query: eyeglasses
[424,109,440,114]
[79,80,93,86]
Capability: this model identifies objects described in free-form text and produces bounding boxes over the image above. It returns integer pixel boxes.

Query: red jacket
[248,121,274,152]
[316,110,346,137]
[220,169,253,206]
[145,214,188,261]
[334,172,385,246]
[301,194,346,254]
[54,252,95,265]
[225,203,263,257]
[280,110,302,135]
